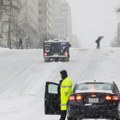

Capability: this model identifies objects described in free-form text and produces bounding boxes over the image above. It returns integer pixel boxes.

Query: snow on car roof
[75,89,113,94]
[76,80,114,85]
[44,39,69,43]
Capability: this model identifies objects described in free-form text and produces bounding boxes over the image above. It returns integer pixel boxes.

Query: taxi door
[44,82,60,115]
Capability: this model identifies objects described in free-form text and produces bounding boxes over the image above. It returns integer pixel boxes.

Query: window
[48,84,58,94]
[76,83,112,91]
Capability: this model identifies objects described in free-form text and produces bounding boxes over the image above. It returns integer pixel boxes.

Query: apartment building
[38,0,53,48]
[19,0,38,48]
[0,0,22,48]
[0,0,38,48]
[52,0,72,41]
[38,0,72,48]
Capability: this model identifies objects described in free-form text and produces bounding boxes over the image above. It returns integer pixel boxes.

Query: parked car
[44,81,120,120]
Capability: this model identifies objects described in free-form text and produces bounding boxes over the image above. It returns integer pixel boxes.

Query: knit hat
[60,70,68,79]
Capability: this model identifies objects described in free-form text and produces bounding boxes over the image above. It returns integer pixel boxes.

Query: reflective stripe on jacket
[60,76,72,110]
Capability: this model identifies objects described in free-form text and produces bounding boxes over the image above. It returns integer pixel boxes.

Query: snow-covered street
[0,47,120,120]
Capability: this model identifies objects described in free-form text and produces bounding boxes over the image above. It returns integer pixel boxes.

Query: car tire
[45,60,49,62]
[45,58,51,62]
[55,58,58,62]
[63,58,69,62]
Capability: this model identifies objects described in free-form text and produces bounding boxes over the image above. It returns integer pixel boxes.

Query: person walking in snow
[95,36,104,49]
[58,70,72,120]
[18,38,23,49]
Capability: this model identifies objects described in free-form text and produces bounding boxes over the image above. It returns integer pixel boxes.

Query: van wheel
[45,59,50,62]
[64,58,69,62]
[55,58,58,62]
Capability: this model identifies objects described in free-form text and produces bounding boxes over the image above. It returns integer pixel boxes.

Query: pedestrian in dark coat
[95,36,104,49]
[18,38,23,49]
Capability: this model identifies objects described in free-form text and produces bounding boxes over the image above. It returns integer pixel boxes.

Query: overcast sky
[67,0,120,48]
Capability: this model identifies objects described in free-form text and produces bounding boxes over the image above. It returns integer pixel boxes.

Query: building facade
[38,0,53,48]
[1,0,72,48]
[19,0,38,48]
[52,0,72,41]
[0,0,22,48]
[38,0,72,48]
[0,0,38,48]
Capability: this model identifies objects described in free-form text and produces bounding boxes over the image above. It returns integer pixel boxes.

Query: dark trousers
[96,43,100,49]
[60,110,67,120]
[18,44,23,49]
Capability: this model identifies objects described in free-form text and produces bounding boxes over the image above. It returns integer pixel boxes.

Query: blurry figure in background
[95,36,104,49]
[26,37,29,49]
[0,34,3,46]
[18,38,23,49]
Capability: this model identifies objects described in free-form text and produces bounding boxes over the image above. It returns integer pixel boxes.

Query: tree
[0,0,22,48]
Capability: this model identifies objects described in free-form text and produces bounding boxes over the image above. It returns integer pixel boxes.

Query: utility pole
[7,0,12,49]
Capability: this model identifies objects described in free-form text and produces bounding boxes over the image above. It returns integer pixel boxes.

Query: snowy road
[0,48,120,120]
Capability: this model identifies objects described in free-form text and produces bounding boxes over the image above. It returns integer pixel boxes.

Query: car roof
[44,39,69,43]
[76,80,114,85]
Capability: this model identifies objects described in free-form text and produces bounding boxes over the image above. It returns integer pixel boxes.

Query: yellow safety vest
[60,77,72,110]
